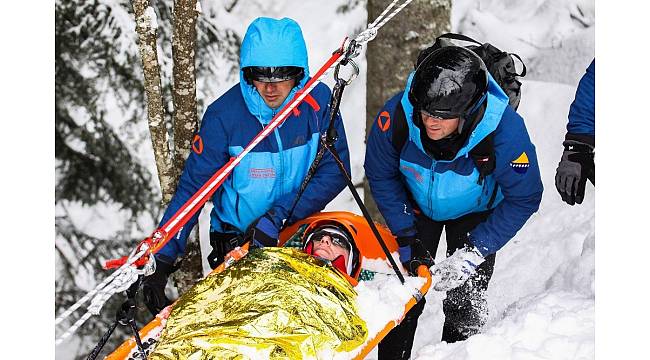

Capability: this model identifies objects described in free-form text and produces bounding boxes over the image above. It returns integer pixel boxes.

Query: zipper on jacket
[271,109,285,194]
[275,130,284,193]
[235,193,241,222]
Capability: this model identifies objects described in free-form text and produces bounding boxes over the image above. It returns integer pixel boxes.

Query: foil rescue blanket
[149,247,368,360]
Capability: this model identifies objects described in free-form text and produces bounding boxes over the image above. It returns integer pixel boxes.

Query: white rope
[353,0,414,45]
[368,0,401,28]
[370,0,414,32]
[55,246,154,345]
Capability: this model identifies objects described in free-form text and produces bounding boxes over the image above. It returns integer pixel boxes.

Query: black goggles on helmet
[419,91,487,120]
[243,66,304,83]
[308,228,351,251]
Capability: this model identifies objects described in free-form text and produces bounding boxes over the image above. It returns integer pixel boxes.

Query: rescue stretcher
[105,211,431,360]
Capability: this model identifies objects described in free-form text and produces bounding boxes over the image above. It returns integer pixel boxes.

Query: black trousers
[378,210,496,360]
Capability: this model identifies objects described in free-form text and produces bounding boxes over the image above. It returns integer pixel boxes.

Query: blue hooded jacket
[157,17,350,261]
[365,73,543,256]
[567,59,595,136]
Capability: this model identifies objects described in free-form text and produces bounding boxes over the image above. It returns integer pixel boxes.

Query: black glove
[142,256,175,316]
[397,235,435,276]
[245,213,280,248]
[555,135,595,205]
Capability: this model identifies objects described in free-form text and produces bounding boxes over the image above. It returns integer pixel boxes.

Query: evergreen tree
[55,0,240,357]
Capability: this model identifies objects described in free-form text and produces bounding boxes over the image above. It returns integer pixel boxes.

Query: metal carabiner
[334,58,360,86]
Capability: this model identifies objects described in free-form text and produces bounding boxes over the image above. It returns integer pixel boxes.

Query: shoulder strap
[391,101,408,153]
[468,132,499,208]
[436,32,483,46]
[468,132,496,185]
[291,92,321,117]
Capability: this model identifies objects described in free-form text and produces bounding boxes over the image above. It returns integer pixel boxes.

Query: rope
[55,246,155,345]
[353,0,414,45]
[86,287,146,360]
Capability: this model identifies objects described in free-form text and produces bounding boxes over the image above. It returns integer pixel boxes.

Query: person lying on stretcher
[146,220,367,360]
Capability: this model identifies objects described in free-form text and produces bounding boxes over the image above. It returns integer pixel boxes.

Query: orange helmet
[279,211,400,280]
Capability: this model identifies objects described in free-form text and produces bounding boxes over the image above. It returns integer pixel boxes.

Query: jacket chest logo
[249,168,276,179]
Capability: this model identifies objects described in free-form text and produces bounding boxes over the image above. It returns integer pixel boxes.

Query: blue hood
[239,17,310,125]
[400,71,510,160]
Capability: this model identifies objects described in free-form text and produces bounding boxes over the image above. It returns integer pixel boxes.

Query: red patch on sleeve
[377,111,391,132]
[192,134,203,154]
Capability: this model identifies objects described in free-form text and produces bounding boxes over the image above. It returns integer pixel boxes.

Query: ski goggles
[308,227,352,251]
[243,66,304,83]
[420,91,488,120]
[419,109,458,121]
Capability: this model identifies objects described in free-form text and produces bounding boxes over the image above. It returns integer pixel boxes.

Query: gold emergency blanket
[149,247,367,360]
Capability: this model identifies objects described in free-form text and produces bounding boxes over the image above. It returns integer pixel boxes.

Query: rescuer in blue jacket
[555,59,595,205]
[364,46,543,358]
[141,17,350,316]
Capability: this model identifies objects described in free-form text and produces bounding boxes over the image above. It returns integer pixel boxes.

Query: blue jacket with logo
[364,73,543,256]
[157,17,350,261]
[567,59,595,136]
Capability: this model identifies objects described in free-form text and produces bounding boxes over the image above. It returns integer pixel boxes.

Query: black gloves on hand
[245,213,280,248]
[555,135,595,205]
[142,256,175,316]
[397,235,435,276]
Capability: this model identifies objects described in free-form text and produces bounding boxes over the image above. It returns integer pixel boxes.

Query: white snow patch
[334,274,427,359]
[144,6,159,31]
[362,251,405,274]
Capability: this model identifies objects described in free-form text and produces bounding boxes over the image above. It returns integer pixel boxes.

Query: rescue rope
[55,246,155,345]
[86,283,148,360]
[353,0,414,45]
[56,0,416,347]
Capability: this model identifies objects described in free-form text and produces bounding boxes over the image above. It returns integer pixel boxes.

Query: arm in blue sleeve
[470,113,544,256]
[156,106,230,261]
[567,59,595,137]
[272,93,350,225]
[363,108,417,237]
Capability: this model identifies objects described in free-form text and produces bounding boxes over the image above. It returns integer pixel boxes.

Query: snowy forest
[55,0,595,359]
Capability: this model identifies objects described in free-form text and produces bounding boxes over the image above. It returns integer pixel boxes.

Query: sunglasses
[244,66,303,83]
[420,109,457,121]
[311,230,351,251]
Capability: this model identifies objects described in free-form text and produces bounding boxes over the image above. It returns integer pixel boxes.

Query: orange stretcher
[105,211,431,360]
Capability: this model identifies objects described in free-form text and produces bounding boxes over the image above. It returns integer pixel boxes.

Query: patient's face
[312,234,350,265]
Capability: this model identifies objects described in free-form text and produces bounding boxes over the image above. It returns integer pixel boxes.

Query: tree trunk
[170,0,202,294]
[363,0,451,224]
[171,0,199,176]
[132,0,176,205]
